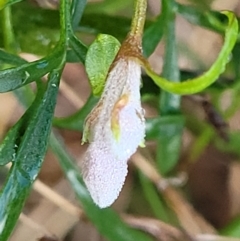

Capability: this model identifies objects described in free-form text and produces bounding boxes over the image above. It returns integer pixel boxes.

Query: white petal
[112,100,145,161]
[82,141,128,208]
[82,58,145,208]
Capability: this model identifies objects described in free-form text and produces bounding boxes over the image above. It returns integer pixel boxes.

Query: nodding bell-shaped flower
[81,35,145,208]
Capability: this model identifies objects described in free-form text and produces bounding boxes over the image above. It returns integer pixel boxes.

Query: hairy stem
[130,0,147,37]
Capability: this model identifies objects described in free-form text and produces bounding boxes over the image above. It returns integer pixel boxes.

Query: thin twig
[123,215,193,241]
[20,52,85,109]
[195,234,240,241]
[131,152,216,235]
[33,180,83,218]
[19,213,52,235]
[59,80,85,108]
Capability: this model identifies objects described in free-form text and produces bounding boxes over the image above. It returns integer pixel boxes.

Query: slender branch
[59,0,72,47]
[71,0,87,30]
[2,6,18,53]
[130,0,147,37]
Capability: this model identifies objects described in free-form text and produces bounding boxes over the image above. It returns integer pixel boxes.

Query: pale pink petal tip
[82,143,128,208]
[82,58,145,208]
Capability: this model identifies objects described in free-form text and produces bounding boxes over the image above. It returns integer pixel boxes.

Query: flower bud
[82,57,145,208]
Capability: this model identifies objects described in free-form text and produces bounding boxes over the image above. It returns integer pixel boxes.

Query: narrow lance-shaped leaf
[0,0,22,10]
[71,0,87,30]
[0,88,42,166]
[69,35,88,63]
[139,11,238,95]
[0,48,64,93]
[156,0,182,175]
[0,69,61,241]
[176,2,226,34]
[0,49,27,66]
[220,215,240,238]
[143,13,165,57]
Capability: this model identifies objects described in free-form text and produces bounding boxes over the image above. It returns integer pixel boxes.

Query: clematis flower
[81,42,145,208]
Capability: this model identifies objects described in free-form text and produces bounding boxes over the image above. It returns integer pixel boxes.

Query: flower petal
[82,58,145,208]
[82,141,128,208]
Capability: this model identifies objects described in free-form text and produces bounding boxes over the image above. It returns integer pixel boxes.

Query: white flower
[82,57,145,208]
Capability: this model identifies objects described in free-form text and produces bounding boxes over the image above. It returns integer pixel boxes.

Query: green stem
[160,0,180,114]
[156,0,183,175]
[71,0,87,30]
[2,6,18,53]
[130,0,147,37]
[59,0,72,47]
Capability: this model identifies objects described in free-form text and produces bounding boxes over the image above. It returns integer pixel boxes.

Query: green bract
[85,34,121,96]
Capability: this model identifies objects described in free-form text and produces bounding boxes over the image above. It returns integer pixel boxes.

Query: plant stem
[160,0,180,114]
[156,0,183,175]
[71,0,87,30]
[130,0,147,37]
[59,0,72,47]
[2,6,18,53]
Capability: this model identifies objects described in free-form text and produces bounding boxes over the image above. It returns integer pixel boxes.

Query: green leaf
[85,34,120,96]
[85,0,132,15]
[0,83,37,167]
[6,2,60,55]
[216,131,240,157]
[159,0,180,114]
[0,48,64,92]
[13,84,35,108]
[0,69,61,241]
[177,2,226,34]
[156,121,184,174]
[143,14,165,57]
[69,35,88,63]
[53,94,98,131]
[79,13,131,40]
[66,49,83,63]
[140,11,238,95]
[220,216,240,238]
[153,0,182,175]
[50,133,154,241]
[139,172,170,222]
[146,115,185,140]
[0,0,22,10]
[71,0,87,30]
[0,49,26,66]
[184,0,214,10]
[146,116,185,174]
[0,93,37,166]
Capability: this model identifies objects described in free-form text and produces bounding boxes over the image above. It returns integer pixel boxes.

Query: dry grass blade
[131,152,216,235]
[33,180,83,218]
[10,213,56,241]
[195,234,240,241]
[123,215,193,241]
[59,80,85,108]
